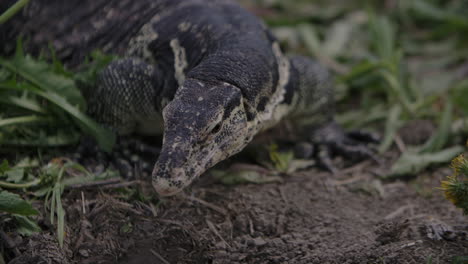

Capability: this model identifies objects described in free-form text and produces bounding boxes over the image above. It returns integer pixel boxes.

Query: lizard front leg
[86,58,166,135]
[286,56,379,172]
[80,58,167,176]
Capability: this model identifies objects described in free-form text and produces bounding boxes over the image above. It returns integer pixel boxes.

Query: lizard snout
[152,165,188,196]
[151,143,195,196]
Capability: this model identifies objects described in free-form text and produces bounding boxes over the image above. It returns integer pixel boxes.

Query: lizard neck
[255,43,291,133]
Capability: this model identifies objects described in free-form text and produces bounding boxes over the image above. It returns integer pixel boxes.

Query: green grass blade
[0,0,30,24]
[0,95,46,113]
[380,70,414,115]
[0,82,115,151]
[369,15,396,61]
[378,105,402,153]
[0,115,48,128]
[411,0,468,28]
[0,55,84,106]
[55,185,65,248]
[339,61,382,83]
[420,100,453,153]
[37,90,115,151]
[387,145,464,178]
[49,188,56,225]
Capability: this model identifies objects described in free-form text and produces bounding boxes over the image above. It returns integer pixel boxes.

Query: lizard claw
[309,121,380,172]
[118,138,161,156]
[346,129,380,144]
[332,137,381,164]
[316,144,339,174]
[112,137,160,178]
[74,136,159,180]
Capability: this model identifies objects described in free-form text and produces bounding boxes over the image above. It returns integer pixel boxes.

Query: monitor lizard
[1,0,378,196]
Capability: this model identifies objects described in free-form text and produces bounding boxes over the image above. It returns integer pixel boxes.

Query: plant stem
[0,0,30,24]
[0,178,40,189]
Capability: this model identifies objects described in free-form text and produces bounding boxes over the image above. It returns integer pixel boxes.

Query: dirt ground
[4,149,467,264]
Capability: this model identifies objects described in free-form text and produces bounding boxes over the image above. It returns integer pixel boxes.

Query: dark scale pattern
[1,0,176,66]
[285,56,334,123]
[282,60,300,106]
[257,96,270,112]
[88,58,163,135]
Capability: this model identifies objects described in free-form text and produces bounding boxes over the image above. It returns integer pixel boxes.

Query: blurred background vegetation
[241,0,468,176]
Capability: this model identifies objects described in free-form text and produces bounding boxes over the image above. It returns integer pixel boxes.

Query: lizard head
[152,79,253,196]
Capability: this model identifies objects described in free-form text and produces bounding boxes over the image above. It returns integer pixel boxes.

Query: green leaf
[339,60,381,83]
[379,69,414,115]
[378,105,402,153]
[14,215,41,236]
[0,160,9,174]
[5,168,25,183]
[297,23,322,56]
[40,90,115,151]
[120,222,133,234]
[369,15,396,61]
[74,51,118,87]
[0,53,84,106]
[0,190,38,215]
[269,144,294,172]
[12,157,39,170]
[387,146,464,178]
[323,20,355,57]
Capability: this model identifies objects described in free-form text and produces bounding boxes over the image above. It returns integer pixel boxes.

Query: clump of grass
[441,142,468,215]
[1,157,120,247]
[0,0,114,148]
[266,0,468,177]
[0,4,120,249]
[0,42,116,151]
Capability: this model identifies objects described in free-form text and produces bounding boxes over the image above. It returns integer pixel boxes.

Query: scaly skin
[1,0,376,196]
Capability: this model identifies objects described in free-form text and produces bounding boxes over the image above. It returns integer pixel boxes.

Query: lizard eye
[197,123,222,145]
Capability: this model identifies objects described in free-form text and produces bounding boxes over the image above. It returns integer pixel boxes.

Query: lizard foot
[303,121,380,173]
[112,137,161,178]
[74,136,160,179]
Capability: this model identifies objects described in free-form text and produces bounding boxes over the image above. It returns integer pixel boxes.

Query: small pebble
[252,237,267,246]
[79,249,89,257]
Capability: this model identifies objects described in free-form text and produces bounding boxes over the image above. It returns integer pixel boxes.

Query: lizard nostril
[210,123,221,134]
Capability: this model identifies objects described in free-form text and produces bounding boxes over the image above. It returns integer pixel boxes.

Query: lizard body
[1,0,372,196]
